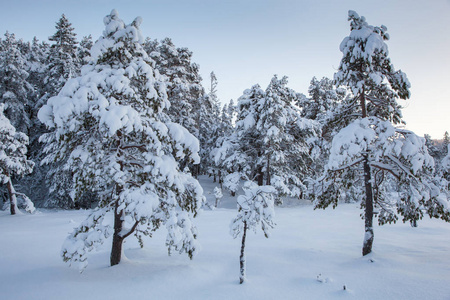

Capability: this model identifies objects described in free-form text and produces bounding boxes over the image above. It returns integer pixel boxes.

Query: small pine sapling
[230,181,275,284]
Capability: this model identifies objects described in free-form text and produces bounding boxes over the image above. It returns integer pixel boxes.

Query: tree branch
[119,144,147,151]
[328,158,364,173]
[371,161,400,180]
[386,155,415,179]
[120,221,140,239]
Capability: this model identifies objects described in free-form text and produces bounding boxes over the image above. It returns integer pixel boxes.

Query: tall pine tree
[0,32,34,134]
[39,10,203,270]
[43,14,79,102]
[314,10,450,256]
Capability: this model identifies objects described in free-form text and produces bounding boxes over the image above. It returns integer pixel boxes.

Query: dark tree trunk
[266,151,271,186]
[360,91,374,256]
[6,177,17,215]
[257,166,264,186]
[362,156,374,256]
[239,221,247,284]
[218,170,222,189]
[213,170,216,183]
[195,164,200,178]
[110,199,124,266]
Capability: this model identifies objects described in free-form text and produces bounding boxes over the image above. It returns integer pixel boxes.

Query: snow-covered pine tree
[299,76,346,180]
[38,10,204,271]
[22,37,48,102]
[314,10,450,256]
[197,71,223,178]
[148,38,218,176]
[37,15,81,208]
[424,134,440,160]
[78,34,93,66]
[213,84,265,193]
[255,75,317,202]
[208,99,235,183]
[0,32,34,134]
[43,14,80,102]
[16,37,52,208]
[443,131,450,150]
[230,181,275,284]
[227,99,237,123]
[441,145,450,189]
[194,93,220,176]
[151,38,200,133]
[300,77,341,122]
[0,104,34,215]
[209,71,220,111]
[214,77,318,202]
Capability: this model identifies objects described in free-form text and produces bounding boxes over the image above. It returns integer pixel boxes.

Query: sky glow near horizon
[0,0,449,139]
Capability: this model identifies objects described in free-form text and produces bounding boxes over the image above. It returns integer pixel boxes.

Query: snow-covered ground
[1,176,450,300]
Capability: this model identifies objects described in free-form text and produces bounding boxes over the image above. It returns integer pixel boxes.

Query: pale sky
[1,0,449,139]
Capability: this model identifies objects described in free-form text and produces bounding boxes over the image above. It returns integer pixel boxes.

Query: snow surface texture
[1,176,450,300]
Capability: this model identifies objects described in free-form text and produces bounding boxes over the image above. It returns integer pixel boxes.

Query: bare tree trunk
[362,156,374,256]
[6,177,17,215]
[213,170,216,183]
[257,166,264,186]
[360,90,374,256]
[266,150,271,186]
[240,221,247,284]
[110,199,124,266]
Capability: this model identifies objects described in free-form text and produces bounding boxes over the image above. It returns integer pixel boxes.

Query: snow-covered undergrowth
[1,176,449,300]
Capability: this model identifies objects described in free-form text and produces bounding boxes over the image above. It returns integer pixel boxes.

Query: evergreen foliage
[314,10,450,256]
[39,10,203,271]
[215,76,318,201]
[0,32,34,134]
[230,181,275,284]
[43,14,80,102]
[0,104,35,214]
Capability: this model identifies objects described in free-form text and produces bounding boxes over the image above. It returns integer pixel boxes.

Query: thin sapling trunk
[240,221,247,284]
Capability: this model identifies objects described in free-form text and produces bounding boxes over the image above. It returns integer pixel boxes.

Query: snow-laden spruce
[214,76,319,202]
[0,32,34,134]
[38,9,204,271]
[230,181,276,284]
[440,145,450,196]
[0,104,35,215]
[144,37,219,177]
[314,10,450,256]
